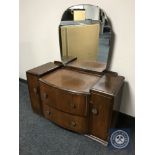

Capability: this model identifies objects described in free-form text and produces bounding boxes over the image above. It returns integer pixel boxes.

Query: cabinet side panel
[89,93,113,141]
[111,85,124,127]
[26,73,42,115]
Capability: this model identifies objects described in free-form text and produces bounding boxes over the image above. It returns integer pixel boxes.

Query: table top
[66,60,106,73]
[91,74,125,96]
[27,62,60,76]
[40,68,100,93]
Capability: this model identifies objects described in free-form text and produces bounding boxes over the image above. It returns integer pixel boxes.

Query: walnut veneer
[26,59,124,144]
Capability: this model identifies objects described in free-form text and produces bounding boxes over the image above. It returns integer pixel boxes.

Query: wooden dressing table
[26,4,125,145]
[27,58,124,145]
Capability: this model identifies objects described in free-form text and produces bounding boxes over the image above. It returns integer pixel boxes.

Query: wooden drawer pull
[43,93,48,100]
[70,102,76,108]
[47,111,51,115]
[92,108,98,115]
[70,121,76,127]
[33,88,38,95]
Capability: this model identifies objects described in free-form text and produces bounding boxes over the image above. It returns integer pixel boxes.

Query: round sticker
[110,130,129,149]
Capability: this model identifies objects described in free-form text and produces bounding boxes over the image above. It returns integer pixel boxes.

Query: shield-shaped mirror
[59,4,112,72]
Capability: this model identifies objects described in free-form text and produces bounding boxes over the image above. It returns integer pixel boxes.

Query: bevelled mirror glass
[59,4,112,69]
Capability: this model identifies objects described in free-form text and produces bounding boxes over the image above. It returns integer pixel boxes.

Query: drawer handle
[47,111,51,115]
[33,88,38,95]
[70,102,76,108]
[70,121,76,127]
[92,108,98,115]
[43,93,48,100]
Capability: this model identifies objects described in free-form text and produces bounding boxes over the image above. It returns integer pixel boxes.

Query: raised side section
[89,73,124,141]
[26,62,61,115]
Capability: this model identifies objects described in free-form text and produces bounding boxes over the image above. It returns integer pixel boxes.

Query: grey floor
[19,81,134,155]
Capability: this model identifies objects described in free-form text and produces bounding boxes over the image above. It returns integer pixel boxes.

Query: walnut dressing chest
[26,4,125,145]
[27,59,124,144]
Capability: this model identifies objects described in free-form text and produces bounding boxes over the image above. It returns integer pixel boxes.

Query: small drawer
[39,81,88,116]
[43,104,88,133]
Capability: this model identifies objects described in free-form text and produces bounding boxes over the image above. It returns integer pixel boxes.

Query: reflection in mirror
[59,4,112,67]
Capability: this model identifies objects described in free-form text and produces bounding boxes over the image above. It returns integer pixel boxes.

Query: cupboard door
[89,93,113,141]
[27,74,42,114]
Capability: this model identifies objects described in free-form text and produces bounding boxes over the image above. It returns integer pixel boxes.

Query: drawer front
[89,93,113,141]
[27,73,42,114]
[40,81,88,116]
[43,104,88,133]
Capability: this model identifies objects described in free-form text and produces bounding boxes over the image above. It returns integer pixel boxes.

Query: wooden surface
[91,73,125,96]
[66,60,107,73]
[43,104,88,133]
[26,60,125,143]
[26,74,42,114]
[89,93,113,141]
[40,81,88,116]
[40,68,100,93]
[27,62,60,76]
[26,62,62,115]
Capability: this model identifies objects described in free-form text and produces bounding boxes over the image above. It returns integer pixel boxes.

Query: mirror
[59,4,112,68]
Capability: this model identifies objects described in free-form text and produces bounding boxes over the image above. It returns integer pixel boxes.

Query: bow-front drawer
[43,104,88,133]
[39,81,88,116]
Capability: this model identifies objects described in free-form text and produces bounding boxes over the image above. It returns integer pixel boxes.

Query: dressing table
[26,4,124,145]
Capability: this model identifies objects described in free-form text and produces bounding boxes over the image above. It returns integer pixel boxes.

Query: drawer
[43,104,88,133]
[39,81,88,116]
